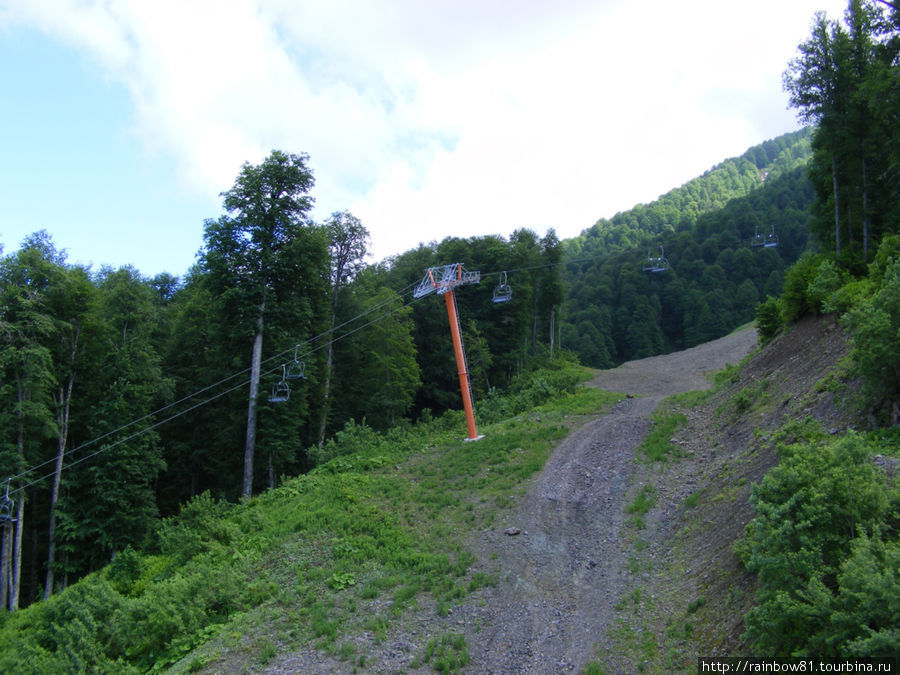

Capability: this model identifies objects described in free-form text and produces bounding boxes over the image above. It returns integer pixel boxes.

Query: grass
[411,632,470,671]
[637,412,688,461]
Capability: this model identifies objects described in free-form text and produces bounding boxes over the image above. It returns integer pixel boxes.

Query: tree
[785,1,898,266]
[846,257,900,423]
[740,433,896,657]
[318,211,369,448]
[538,230,565,359]
[201,150,318,498]
[53,267,170,577]
[784,12,850,257]
[42,263,96,599]
[0,237,60,609]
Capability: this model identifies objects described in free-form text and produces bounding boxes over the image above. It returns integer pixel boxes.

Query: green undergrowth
[0,364,622,673]
[637,411,688,462]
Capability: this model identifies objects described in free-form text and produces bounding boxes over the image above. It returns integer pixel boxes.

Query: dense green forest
[562,129,816,366]
[0,1,897,666]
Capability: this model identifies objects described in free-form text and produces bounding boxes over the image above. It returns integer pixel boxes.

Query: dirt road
[461,327,758,673]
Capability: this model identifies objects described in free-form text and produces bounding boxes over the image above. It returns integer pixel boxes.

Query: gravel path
[460,327,758,673]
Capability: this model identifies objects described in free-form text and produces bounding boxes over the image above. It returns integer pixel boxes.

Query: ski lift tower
[414,263,484,441]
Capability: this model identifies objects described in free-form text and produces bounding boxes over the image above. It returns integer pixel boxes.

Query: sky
[0,0,850,278]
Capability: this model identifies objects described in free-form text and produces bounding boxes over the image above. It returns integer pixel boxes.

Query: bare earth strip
[461,327,758,674]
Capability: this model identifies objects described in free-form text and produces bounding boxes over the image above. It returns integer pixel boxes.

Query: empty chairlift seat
[643,246,669,273]
[492,271,512,303]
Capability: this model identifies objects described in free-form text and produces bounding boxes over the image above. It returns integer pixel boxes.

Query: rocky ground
[453,327,760,674]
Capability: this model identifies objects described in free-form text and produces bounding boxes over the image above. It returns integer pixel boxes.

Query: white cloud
[2,0,850,266]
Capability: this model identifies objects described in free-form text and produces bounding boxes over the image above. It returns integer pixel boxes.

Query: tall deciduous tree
[54,267,170,577]
[318,211,369,448]
[785,1,897,267]
[784,12,850,257]
[42,263,96,599]
[201,150,321,498]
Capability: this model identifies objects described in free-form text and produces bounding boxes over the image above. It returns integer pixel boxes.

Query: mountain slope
[560,129,816,368]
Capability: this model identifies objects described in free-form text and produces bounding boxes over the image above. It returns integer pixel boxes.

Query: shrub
[845,259,900,423]
[755,296,782,344]
[155,491,237,563]
[807,259,849,314]
[310,419,385,467]
[780,251,824,323]
[823,278,874,316]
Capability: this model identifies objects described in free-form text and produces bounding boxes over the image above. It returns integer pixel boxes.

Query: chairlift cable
[3,246,686,493]
[2,287,429,497]
[3,280,422,487]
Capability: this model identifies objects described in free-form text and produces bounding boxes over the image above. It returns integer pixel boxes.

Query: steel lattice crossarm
[413,263,480,298]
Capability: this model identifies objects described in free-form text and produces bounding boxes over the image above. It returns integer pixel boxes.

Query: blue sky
[0,0,850,278]
[1,29,214,275]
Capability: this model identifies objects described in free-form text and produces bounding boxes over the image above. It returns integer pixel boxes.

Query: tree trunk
[861,156,870,262]
[317,322,336,449]
[832,153,841,258]
[45,329,77,600]
[1,520,10,608]
[242,304,265,498]
[549,308,556,359]
[10,378,25,610]
[10,495,23,610]
[317,281,341,449]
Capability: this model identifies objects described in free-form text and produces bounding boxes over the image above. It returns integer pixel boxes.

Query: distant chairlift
[752,225,778,248]
[643,245,669,273]
[268,365,291,403]
[492,271,512,303]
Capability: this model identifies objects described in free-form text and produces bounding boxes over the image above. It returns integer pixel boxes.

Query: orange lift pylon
[413,263,484,441]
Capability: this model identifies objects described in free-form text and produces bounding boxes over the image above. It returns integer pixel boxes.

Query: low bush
[755,296,782,344]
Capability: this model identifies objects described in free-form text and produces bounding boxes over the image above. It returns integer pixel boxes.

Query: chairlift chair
[763,225,779,248]
[0,480,16,524]
[751,226,765,248]
[492,271,512,303]
[284,347,306,380]
[268,380,291,403]
[268,365,291,403]
[643,245,669,273]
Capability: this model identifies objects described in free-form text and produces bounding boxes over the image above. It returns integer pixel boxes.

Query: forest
[0,1,897,664]
[562,128,816,366]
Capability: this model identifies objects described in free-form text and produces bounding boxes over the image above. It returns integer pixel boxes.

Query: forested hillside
[562,128,815,366]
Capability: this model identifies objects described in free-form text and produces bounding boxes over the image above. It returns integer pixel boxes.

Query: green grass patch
[638,412,688,461]
[412,632,470,672]
[684,490,702,509]
[627,484,656,516]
